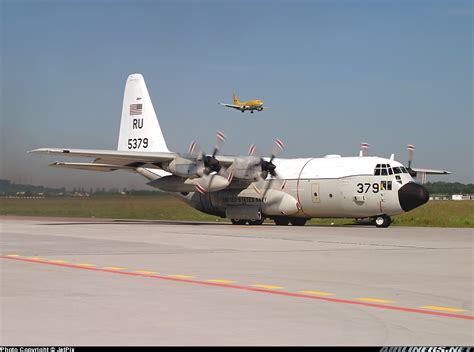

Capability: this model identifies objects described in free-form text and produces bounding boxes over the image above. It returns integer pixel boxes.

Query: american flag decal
[130,104,143,115]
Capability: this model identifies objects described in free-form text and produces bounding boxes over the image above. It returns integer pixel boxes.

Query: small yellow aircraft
[219,92,265,113]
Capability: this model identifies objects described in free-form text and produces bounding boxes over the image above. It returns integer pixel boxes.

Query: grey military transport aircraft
[31,74,450,227]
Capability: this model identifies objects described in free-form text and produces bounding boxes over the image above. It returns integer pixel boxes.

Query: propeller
[188,131,226,176]
[188,131,231,193]
[248,138,286,201]
[406,144,417,177]
[360,142,370,157]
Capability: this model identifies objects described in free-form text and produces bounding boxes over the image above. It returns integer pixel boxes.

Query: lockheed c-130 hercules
[30,74,450,228]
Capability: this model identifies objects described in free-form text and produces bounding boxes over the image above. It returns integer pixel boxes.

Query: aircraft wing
[30,148,237,168]
[29,148,177,164]
[219,103,242,110]
[411,168,451,175]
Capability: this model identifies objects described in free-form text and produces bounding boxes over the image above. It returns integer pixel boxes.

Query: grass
[0,195,472,227]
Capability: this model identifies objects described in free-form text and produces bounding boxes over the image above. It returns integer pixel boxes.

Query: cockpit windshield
[374,163,393,176]
[382,165,409,175]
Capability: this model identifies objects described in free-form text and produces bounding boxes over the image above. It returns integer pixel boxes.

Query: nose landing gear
[374,215,392,228]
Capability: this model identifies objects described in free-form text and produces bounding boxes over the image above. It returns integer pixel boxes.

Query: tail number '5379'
[127,138,149,149]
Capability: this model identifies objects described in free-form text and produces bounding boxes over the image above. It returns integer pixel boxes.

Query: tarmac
[1,216,473,345]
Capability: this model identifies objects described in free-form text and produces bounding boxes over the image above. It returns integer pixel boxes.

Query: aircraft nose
[398,182,429,212]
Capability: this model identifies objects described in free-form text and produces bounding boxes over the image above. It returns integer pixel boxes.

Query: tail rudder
[233,92,240,105]
[117,74,170,152]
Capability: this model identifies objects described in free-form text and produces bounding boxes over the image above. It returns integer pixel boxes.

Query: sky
[1,0,472,189]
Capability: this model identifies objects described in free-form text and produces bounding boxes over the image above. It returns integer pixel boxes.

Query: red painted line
[2,256,472,321]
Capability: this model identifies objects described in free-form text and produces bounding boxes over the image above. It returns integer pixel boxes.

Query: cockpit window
[374,163,394,176]
[393,167,402,174]
[400,167,408,174]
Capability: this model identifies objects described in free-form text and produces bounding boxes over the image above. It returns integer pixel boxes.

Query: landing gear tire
[231,219,247,225]
[290,218,307,226]
[274,217,290,226]
[374,215,391,228]
[248,219,264,225]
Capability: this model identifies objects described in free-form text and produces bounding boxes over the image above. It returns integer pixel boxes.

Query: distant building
[452,194,473,200]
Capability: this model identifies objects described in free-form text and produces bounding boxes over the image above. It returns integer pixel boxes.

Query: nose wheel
[374,215,391,228]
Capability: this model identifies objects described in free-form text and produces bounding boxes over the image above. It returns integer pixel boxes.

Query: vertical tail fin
[117,73,170,152]
[233,92,240,105]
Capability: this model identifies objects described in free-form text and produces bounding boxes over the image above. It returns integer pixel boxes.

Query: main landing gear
[374,215,391,228]
[230,218,264,225]
[273,217,307,226]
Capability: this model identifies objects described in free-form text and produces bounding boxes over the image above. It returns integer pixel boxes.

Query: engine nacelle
[188,173,232,193]
[230,157,262,181]
[261,190,299,216]
[162,156,201,178]
[147,175,195,192]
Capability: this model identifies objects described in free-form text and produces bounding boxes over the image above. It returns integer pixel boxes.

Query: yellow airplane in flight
[219,92,265,113]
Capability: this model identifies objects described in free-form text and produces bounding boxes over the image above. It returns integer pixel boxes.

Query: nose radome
[398,182,429,212]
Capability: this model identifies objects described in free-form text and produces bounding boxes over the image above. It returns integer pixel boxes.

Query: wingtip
[27,149,41,154]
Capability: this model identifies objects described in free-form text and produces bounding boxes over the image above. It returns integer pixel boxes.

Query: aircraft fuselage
[156,155,428,223]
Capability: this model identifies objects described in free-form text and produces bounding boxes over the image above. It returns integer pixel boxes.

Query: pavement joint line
[420,305,467,313]
[354,297,396,304]
[2,255,473,321]
[252,284,284,290]
[299,290,335,296]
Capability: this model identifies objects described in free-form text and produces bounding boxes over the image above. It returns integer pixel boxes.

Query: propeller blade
[406,144,415,169]
[257,171,286,201]
[361,142,370,157]
[212,131,226,158]
[248,144,258,157]
[272,138,284,156]
[188,140,199,156]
